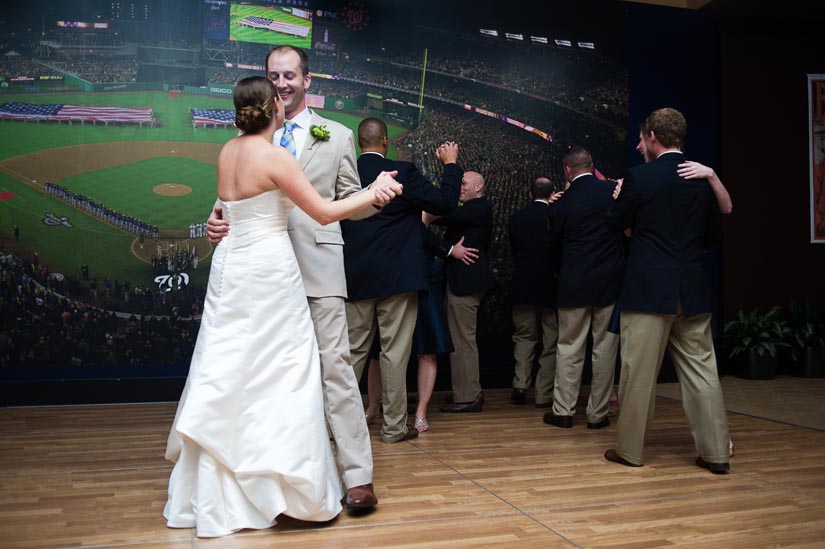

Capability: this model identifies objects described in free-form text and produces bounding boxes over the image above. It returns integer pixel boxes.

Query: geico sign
[209,87,233,94]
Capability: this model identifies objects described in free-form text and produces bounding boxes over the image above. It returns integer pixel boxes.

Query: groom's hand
[206,205,229,243]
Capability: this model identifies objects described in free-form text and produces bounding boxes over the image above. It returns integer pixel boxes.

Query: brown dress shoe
[345,483,378,510]
[440,393,483,413]
[543,413,573,428]
[604,449,642,467]
[696,456,730,474]
[511,387,527,404]
[381,427,419,444]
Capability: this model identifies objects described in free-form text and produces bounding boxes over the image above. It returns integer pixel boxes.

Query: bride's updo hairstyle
[233,76,277,133]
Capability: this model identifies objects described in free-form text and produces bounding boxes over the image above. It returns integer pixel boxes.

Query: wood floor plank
[1,388,823,548]
[191,514,575,548]
[532,489,825,548]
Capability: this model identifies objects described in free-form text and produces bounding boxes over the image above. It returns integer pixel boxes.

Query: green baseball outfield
[0,90,407,292]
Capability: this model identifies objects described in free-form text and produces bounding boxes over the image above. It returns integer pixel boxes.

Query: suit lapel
[299,110,322,170]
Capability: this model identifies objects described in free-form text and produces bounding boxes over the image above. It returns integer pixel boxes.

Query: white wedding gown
[164,190,342,538]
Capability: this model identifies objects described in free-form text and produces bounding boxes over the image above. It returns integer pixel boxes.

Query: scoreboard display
[204,0,313,48]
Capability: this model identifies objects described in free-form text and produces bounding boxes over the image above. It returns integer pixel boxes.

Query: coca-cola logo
[340,1,369,31]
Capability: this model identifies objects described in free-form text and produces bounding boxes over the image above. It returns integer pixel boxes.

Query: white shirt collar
[274,106,313,160]
[657,149,682,159]
[571,172,590,183]
[288,106,312,128]
[361,151,385,158]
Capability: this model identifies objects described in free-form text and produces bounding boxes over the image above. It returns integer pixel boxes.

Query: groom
[207,45,398,510]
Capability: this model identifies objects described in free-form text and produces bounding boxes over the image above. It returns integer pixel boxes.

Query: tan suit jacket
[284,109,375,488]
[287,111,373,298]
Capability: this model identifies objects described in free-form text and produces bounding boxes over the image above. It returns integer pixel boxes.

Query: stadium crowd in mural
[0,0,628,374]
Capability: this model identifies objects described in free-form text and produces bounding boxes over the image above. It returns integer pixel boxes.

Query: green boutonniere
[309,124,331,140]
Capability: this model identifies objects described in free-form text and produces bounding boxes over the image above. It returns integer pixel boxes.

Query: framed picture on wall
[809,74,825,243]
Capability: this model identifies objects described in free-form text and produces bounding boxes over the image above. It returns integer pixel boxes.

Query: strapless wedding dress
[164,190,342,538]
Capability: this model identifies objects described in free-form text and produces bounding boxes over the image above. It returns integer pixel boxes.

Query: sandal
[365,411,380,424]
[414,416,429,432]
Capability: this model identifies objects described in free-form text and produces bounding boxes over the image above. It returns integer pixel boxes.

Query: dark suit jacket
[508,200,557,309]
[606,151,721,316]
[549,174,624,308]
[433,196,495,296]
[342,153,462,301]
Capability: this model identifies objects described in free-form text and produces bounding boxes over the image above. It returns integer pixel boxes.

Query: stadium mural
[0,0,628,378]
[809,74,825,243]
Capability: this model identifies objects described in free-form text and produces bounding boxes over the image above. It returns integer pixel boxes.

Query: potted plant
[723,306,790,380]
[785,301,825,378]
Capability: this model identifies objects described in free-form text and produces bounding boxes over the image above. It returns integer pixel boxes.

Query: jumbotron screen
[229,2,313,48]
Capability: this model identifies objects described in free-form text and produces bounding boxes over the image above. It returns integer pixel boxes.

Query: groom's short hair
[358,117,387,149]
[265,45,310,77]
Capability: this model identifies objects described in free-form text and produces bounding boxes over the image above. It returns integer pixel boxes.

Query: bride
[163,76,400,538]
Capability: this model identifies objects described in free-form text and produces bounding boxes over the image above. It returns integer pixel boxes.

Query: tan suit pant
[446,288,483,403]
[347,292,418,443]
[308,296,374,488]
[615,308,730,465]
[511,305,558,404]
[552,304,618,421]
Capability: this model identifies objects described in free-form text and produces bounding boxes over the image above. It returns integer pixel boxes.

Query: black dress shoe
[510,387,527,404]
[440,393,483,413]
[696,456,730,474]
[587,417,610,430]
[381,427,419,444]
[543,413,572,428]
[534,401,553,409]
[604,449,642,467]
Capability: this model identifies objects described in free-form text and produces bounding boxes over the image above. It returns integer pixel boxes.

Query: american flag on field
[191,108,235,127]
[0,102,153,123]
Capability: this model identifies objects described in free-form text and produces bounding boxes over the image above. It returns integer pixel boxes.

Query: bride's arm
[269,148,401,225]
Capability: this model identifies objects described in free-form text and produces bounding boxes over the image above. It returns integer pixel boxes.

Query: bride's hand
[273,91,285,129]
[371,170,403,206]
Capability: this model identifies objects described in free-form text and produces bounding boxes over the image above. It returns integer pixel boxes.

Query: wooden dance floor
[2,387,824,548]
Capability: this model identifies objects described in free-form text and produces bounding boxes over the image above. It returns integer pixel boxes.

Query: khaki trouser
[347,291,418,443]
[552,304,618,422]
[308,296,373,488]
[446,289,483,403]
[615,308,730,465]
[511,305,558,404]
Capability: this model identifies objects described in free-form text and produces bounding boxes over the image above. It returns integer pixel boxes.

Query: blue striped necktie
[280,120,297,157]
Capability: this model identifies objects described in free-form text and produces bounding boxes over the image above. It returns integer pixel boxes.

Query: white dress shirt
[272,106,313,162]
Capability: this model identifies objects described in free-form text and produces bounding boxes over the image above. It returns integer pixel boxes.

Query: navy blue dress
[412,228,454,355]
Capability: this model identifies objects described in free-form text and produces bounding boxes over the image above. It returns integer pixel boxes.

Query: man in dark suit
[603,108,730,473]
[343,117,462,444]
[543,146,625,430]
[430,172,495,413]
[508,177,560,408]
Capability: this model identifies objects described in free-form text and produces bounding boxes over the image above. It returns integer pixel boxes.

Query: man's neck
[569,170,590,183]
[286,104,308,121]
[361,146,386,157]
[656,148,682,158]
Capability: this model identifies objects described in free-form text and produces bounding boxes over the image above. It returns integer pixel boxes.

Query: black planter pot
[736,349,777,380]
[798,346,825,378]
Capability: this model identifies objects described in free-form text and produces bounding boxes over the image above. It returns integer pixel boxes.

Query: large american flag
[191,108,235,127]
[0,102,153,123]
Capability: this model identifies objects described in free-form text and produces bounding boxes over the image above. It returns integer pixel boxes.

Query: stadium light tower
[417,47,427,125]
